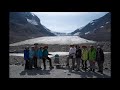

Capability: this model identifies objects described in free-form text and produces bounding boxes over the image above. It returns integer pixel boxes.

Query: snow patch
[90,20,96,24]
[106,22,109,24]
[31,13,35,16]
[78,26,84,30]
[74,32,80,36]
[91,23,94,25]
[27,18,38,25]
[100,26,104,28]
[85,31,90,35]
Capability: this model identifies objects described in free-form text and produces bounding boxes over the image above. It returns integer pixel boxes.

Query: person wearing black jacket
[96,46,104,74]
[75,45,82,71]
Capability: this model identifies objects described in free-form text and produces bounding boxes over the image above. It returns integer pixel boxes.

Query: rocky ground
[9,53,111,78]
[9,41,111,78]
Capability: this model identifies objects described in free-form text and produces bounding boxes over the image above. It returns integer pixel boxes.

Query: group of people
[66,45,104,74]
[24,43,104,74]
[24,43,54,70]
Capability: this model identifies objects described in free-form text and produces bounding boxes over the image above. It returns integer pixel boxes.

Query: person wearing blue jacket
[37,47,43,69]
[29,46,35,69]
[24,46,30,70]
[42,46,54,69]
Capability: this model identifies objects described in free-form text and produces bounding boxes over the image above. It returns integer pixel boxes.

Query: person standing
[81,46,88,71]
[96,46,104,74]
[42,46,54,69]
[75,45,82,71]
[37,46,43,69]
[66,45,76,70]
[24,46,30,70]
[29,46,35,69]
[88,45,96,72]
[33,43,38,68]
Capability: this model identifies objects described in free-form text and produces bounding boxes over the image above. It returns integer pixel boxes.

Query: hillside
[71,13,111,41]
[9,12,55,44]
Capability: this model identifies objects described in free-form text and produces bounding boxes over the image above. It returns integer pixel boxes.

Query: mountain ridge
[9,12,55,44]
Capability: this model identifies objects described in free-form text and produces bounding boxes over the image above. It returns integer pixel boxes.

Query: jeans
[89,61,96,69]
[37,59,42,68]
[25,60,29,69]
[76,58,81,69]
[33,56,38,68]
[97,61,104,72]
[66,55,75,68]
[82,60,87,69]
[43,57,53,68]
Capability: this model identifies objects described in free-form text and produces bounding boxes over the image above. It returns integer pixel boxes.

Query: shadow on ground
[69,69,110,78]
[20,68,51,76]
[19,66,110,78]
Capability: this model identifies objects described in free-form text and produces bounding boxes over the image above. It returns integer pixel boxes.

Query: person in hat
[33,43,39,68]
[96,45,104,74]
[81,45,88,71]
[75,45,82,71]
[24,46,30,70]
[42,46,54,69]
[88,45,96,72]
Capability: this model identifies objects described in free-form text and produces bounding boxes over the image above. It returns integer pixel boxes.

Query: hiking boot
[100,72,103,74]
[89,68,92,71]
[37,67,42,70]
[44,67,46,70]
[50,66,54,69]
[97,70,100,72]
[82,67,84,70]
[72,68,74,70]
[76,68,80,71]
[39,67,42,69]
[99,71,103,74]
[66,64,69,67]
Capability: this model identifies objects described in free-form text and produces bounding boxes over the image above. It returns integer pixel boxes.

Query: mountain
[9,12,55,44]
[71,13,111,41]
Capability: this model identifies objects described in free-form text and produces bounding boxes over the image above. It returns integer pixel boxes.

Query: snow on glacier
[10,36,96,46]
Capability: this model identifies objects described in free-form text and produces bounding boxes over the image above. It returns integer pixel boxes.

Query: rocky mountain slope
[9,12,55,44]
[71,12,111,41]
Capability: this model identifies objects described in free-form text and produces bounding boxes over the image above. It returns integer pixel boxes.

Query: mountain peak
[71,12,111,41]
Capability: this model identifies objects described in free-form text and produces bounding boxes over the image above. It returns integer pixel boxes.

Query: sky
[32,12,109,33]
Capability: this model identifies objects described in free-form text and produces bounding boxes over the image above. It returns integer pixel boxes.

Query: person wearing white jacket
[66,45,76,70]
